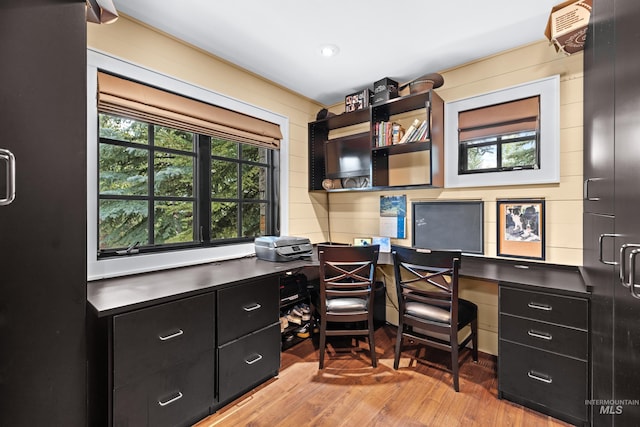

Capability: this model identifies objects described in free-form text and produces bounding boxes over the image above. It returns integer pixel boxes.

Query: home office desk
[86,251,589,427]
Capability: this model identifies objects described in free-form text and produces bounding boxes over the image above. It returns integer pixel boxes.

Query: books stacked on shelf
[374,118,430,147]
[398,118,429,144]
[374,121,401,147]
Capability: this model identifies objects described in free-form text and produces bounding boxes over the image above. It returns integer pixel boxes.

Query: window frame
[444,75,560,188]
[87,49,289,280]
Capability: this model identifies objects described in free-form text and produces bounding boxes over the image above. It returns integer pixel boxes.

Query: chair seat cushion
[326,297,367,313]
[405,298,477,327]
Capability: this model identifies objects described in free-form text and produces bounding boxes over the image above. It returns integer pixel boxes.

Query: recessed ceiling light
[319,44,340,58]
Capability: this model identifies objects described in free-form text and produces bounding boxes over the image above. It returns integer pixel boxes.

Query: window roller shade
[97,71,282,148]
[458,96,539,141]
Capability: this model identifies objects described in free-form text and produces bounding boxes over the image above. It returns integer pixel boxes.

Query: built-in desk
[86,251,589,427]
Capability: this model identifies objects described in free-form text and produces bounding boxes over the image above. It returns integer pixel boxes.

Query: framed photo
[353,237,372,247]
[497,199,545,260]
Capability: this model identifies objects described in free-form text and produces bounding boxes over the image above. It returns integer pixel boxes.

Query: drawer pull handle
[527,371,553,384]
[527,302,552,311]
[158,329,184,341]
[158,391,183,407]
[245,353,263,365]
[243,303,262,312]
[527,330,552,341]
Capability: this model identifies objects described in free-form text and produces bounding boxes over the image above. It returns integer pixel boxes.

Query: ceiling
[112,0,561,106]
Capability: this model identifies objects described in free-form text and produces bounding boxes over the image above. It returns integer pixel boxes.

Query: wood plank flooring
[195,325,572,427]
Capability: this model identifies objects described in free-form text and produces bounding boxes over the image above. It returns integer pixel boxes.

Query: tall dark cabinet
[0,1,87,425]
[584,0,640,425]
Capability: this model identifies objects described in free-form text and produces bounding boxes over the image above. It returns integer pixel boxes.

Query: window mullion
[148,123,155,245]
[198,135,211,243]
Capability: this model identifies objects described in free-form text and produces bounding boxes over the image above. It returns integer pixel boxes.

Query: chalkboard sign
[412,201,484,254]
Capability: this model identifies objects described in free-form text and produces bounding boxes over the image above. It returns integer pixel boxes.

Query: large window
[87,50,289,280]
[98,113,277,257]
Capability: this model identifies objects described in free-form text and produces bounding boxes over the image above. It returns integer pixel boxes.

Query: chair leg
[451,342,460,392]
[319,319,327,369]
[368,321,377,368]
[471,318,479,362]
[393,321,404,370]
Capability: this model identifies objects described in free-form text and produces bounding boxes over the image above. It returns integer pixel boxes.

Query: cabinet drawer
[113,293,215,388]
[218,323,280,404]
[113,350,214,427]
[500,314,588,360]
[500,286,588,330]
[499,341,588,422]
[218,278,279,344]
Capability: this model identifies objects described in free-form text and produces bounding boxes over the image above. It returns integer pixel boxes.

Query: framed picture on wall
[497,199,545,260]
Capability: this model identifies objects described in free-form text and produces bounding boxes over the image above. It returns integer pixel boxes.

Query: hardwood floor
[195,325,572,427]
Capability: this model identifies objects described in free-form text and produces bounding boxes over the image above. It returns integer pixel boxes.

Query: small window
[458,96,540,174]
[444,75,560,188]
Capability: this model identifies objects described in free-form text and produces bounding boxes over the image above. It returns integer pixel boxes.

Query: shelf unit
[308,90,444,191]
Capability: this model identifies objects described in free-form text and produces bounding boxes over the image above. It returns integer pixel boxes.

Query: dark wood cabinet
[0,2,88,425]
[216,277,281,406]
[110,293,215,426]
[584,1,640,425]
[498,285,590,426]
[308,90,444,191]
[88,274,283,426]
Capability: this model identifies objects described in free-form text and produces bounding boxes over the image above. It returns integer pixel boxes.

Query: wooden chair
[316,244,380,369]
[391,245,478,391]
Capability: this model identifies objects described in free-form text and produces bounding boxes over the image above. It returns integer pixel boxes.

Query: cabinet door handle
[583,177,602,201]
[243,303,262,312]
[527,329,552,341]
[629,249,640,300]
[527,302,552,311]
[0,148,16,206]
[245,353,263,365]
[527,370,553,384]
[619,244,640,288]
[158,391,183,407]
[158,329,184,341]
[599,234,621,266]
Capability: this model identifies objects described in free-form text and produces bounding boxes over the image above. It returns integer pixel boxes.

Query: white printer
[254,236,313,262]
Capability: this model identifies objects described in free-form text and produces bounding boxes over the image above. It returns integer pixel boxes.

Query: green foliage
[502,140,536,167]
[98,114,272,250]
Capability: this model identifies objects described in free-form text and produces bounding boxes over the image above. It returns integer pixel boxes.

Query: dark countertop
[87,251,589,318]
[87,255,311,317]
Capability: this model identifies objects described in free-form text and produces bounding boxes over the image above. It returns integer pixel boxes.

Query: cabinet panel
[218,323,281,404]
[113,293,215,387]
[113,350,214,427]
[613,1,640,424]
[500,314,588,360]
[499,341,588,422]
[583,0,615,215]
[499,287,588,330]
[0,3,88,425]
[218,277,279,344]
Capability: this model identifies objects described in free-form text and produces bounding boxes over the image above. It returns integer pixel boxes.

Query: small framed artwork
[497,199,545,260]
[353,237,372,247]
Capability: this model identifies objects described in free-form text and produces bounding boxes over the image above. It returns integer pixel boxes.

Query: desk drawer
[499,341,588,422]
[218,322,280,404]
[218,278,279,344]
[500,314,588,360]
[113,350,214,427]
[113,293,215,387]
[500,286,588,329]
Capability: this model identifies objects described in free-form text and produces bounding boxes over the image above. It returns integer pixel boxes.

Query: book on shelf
[398,118,421,144]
